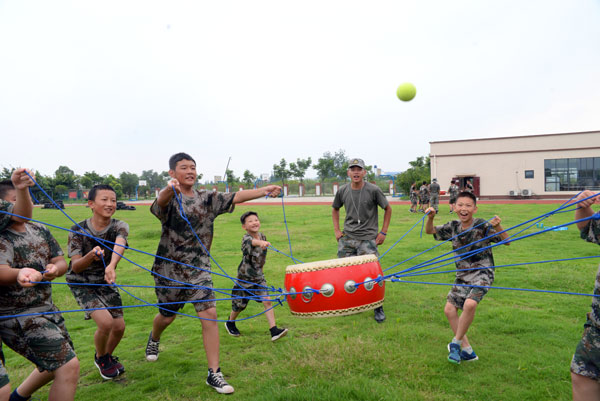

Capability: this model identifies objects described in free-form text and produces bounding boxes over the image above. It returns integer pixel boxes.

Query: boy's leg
[0,384,9,401]
[90,310,115,357]
[572,372,600,401]
[443,302,471,348]
[48,358,79,401]
[14,369,54,399]
[197,308,219,371]
[262,300,276,328]
[454,299,478,345]
[151,313,176,341]
[106,317,125,355]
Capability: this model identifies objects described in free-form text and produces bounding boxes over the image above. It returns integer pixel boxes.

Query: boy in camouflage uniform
[0,180,79,401]
[332,158,392,323]
[425,191,509,364]
[570,190,600,401]
[419,181,429,212]
[67,184,128,380]
[448,180,459,213]
[429,178,440,213]
[409,182,418,213]
[224,211,288,341]
[144,152,281,395]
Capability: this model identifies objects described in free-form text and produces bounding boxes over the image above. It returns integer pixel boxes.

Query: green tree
[396,156,431,195]
[80,171,104,189]
[272,158,290,182]
[0,167,11,180]
[119,172,139,198]
[289,157,312,183]
[314,153,335,181]
[242,170,256,188]
[103,175,123,198]
[225,169,237,189]
[54,165,78,189]
[332,150,349,180]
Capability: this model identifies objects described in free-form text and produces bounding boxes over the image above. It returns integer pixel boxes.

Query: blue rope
[268,245,304,264]
[280,185,295,264]
[378,211,429,261]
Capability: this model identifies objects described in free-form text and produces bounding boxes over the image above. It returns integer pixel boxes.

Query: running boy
[67,184,128,380]
[224,211,288,341]
[145,152,281,395]
[570,190,600,401]
[424,191,509,364]
[0,180,79,401]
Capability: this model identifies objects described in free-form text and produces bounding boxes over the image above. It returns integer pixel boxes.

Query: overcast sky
[1,0,599,182]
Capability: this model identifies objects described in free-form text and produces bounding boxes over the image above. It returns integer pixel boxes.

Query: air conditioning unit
[522,189,532,196]
[509,190,518,196]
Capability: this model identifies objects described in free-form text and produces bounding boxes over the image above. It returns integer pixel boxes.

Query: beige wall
[429,131,600,197]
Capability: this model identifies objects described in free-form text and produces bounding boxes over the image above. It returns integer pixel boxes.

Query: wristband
[380,231,386,236]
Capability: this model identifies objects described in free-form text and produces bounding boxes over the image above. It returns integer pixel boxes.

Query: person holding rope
[332,158,392,323]
[144,152,281,395]
[66,184,128,380]
[424,191,509,364]
[570,190,600,401]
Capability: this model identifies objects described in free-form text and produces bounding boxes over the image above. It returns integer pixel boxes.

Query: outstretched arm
[233,185,281,204]
[156,179,181,209]
[424,207,437,234]
[105,237,127,284]
[575,190,598,230]
[489,216,510,245]
[11,168,35,222]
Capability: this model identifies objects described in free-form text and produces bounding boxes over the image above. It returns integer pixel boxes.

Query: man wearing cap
[332,158,392,323]
[430,178,441,213]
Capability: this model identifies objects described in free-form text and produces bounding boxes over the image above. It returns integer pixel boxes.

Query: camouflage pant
[571,316,600,380]
[68,283,123,320]
[337,236,379,258]
[0,310,76,372]
[231,278,269,313]
[447,278,490,310]
[0,345,7,388]
[154,277,215,317]
[431,196,439,211]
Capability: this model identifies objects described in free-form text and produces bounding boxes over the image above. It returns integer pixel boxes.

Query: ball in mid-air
[396,83,416,102]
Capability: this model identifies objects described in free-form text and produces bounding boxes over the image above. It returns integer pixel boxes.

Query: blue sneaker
[460,349,479,362]
[447,342,461,364]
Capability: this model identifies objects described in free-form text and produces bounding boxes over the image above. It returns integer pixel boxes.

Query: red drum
[284,255,385,318]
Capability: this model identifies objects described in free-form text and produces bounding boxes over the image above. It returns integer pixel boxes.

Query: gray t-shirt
[430,182,440,196]
[332,182,389,240]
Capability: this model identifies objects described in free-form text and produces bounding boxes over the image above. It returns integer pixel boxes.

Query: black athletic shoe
[374,306,386,323]
[224,321,241,337]
[206,368,234,394]
[94,353,119,379]
[110,354,125,375]
[145,332,160,362]
[270,326,288,342]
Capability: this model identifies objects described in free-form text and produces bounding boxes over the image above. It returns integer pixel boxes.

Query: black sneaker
[224,321,241,337]
[145,332,160,362]
[206,368,234,394]
[110,354,125,375]
[94,353,119,380]
[270,326,288,342]
[374,306,386,323]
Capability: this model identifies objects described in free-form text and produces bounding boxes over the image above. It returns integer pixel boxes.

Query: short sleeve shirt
[0,201,14,232]
[332,182,389,241]
[66,218,129,284]
[0,223,64,315]
[237,233,267,282]
[151,190,235,285]
[580,219,600,327]
[434,218,502,284]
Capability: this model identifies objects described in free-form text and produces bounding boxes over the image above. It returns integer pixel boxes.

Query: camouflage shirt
[434,218,502,284]
[151,190,235,285]
[66,218,129,284]
[237,233,267,282]
[0,201,14,232]
[580,219,600,327]
[448,184,459,200]
[0,222,63,315]
[430,182,440,197]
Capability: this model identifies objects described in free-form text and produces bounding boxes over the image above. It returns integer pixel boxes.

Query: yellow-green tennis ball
[397,83,416,101]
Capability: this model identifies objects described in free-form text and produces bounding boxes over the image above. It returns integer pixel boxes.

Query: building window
[544,157,600,191]
[524,170,534,179]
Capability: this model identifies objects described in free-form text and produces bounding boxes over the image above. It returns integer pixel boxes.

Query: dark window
[544,157,600,191]
[524,170,534,179]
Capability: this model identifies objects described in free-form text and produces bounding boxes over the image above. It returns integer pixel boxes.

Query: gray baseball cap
[348,158,365,169]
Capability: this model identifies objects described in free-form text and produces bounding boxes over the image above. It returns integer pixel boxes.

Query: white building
[429,131,600,199]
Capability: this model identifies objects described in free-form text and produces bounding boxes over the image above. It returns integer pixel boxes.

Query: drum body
[284,254,385,318]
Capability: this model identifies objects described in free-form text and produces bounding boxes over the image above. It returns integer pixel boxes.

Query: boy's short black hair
[169,153,196,170]
[240,211,259,224]
[89,184,116,201]
[0,180,14,201]
[456,191,477,205]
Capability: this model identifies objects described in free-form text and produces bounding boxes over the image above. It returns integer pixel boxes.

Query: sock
[9,389,30,401]
[451,338,462,347]
[462,346,473,354]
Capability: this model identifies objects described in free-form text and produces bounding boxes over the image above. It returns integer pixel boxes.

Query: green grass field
[3,202,599,400]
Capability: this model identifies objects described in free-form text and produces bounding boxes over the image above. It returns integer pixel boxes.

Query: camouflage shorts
[571,317,600,380]
[447,278,490,310]
[337,237,379,258]
[0,345,8,388]
[0,311,76,372]
[154,277,215,317]
[231,279,269,312]
[68,283,123,320]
